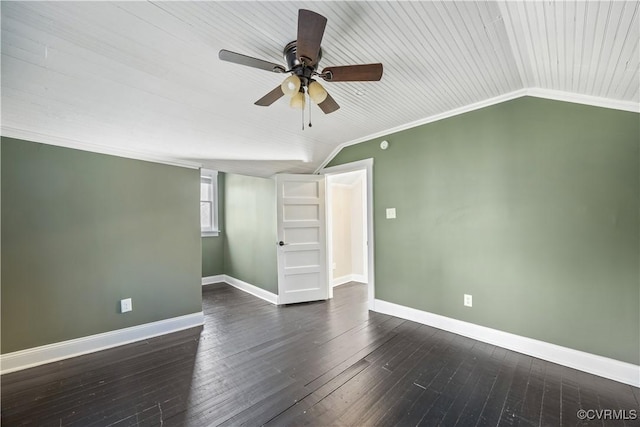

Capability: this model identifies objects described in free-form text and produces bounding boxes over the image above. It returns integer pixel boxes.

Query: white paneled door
[276,174,328,305]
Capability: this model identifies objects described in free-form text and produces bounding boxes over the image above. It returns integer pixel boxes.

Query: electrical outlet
[120,298,133,313]
[386,208,396,219]
[464,294,472,307]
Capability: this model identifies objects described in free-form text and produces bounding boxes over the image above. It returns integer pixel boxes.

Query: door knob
[278,241,286,246]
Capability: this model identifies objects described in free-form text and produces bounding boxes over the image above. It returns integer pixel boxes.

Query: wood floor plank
[363,332,463,426]
[2,282,637,426]
[435,341,496,426]
[517,356,547,427]
[304,334,420,425]
[415,339,483,426]
[385,334,475,426]
[539,361,564,427]
[452,346,508,426]
[496,353,533,426]
[476,350,520,426]
[337,328,461,426]
[632,386,640,408]
[560,378,581,427]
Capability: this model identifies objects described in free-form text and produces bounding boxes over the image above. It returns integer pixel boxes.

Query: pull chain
[308,94,312,127]
[301,101,304,130]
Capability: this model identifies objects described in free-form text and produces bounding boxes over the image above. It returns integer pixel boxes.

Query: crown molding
[1,127,202,170]
[2,87,636,175]
[315,89,639,174]
[314,89,528,173]
[525,88,640,113]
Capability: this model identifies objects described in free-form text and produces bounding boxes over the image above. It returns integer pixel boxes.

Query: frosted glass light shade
[281,75,301,96]
[290,91,305,110]
[308,81,327,104]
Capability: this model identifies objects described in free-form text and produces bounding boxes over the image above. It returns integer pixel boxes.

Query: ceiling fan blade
[317,92,340,114]
[321,63,383,82]
[255,86,285,106]
[219,50,286,73]
[297,9,327,65]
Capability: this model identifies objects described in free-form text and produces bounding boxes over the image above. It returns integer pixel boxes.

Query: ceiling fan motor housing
[283,41,321,87]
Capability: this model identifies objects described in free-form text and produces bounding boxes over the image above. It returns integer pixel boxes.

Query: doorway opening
[322,159,374,310]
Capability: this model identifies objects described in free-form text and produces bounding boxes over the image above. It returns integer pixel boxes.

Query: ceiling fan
[219,9,383,117]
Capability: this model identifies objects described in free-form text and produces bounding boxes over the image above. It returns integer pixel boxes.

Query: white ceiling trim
[3,85,636,174]
[526,88,640,113]
[1,126,202,170]
[315,88,639,174]
[314,88,527,173]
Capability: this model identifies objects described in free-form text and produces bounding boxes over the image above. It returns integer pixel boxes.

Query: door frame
[325,169,367,290]
[321,158,375,310]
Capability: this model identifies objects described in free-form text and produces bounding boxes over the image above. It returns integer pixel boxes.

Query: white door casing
[276,174,328,304]
[321,158,375,310]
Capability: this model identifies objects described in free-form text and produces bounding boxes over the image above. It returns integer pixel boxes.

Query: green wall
[202,236,224,277]
[202,173,225,277]
[328,97,639,365]
[1,138,202,353]
[223,173,277,293]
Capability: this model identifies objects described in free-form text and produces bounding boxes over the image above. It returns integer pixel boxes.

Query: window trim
[200,169,219,237]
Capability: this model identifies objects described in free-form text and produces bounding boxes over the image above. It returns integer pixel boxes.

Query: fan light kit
[219,9,383,129]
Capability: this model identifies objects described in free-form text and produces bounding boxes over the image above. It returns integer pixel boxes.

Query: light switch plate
[120,298,132,313]
[386,208,396,219]
[464,294,472,307]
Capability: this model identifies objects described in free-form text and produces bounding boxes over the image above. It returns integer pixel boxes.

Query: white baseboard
[373,299,639,388]
[224,275,279,305]
[351,274,367,284]
[332,274,367,287]
[204,274,279,304]
[1,311,204,375]
[332,275,352,287]
[202,275,225,286]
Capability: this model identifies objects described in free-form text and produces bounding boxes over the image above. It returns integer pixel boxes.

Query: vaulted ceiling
[2,1,638,177]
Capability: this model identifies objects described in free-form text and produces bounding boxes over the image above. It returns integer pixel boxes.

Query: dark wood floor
[2,282,639,426]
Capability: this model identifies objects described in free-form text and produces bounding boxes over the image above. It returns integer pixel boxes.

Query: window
[200,169,219,236]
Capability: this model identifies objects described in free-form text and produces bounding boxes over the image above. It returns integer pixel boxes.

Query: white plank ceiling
[1,1,638,177]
